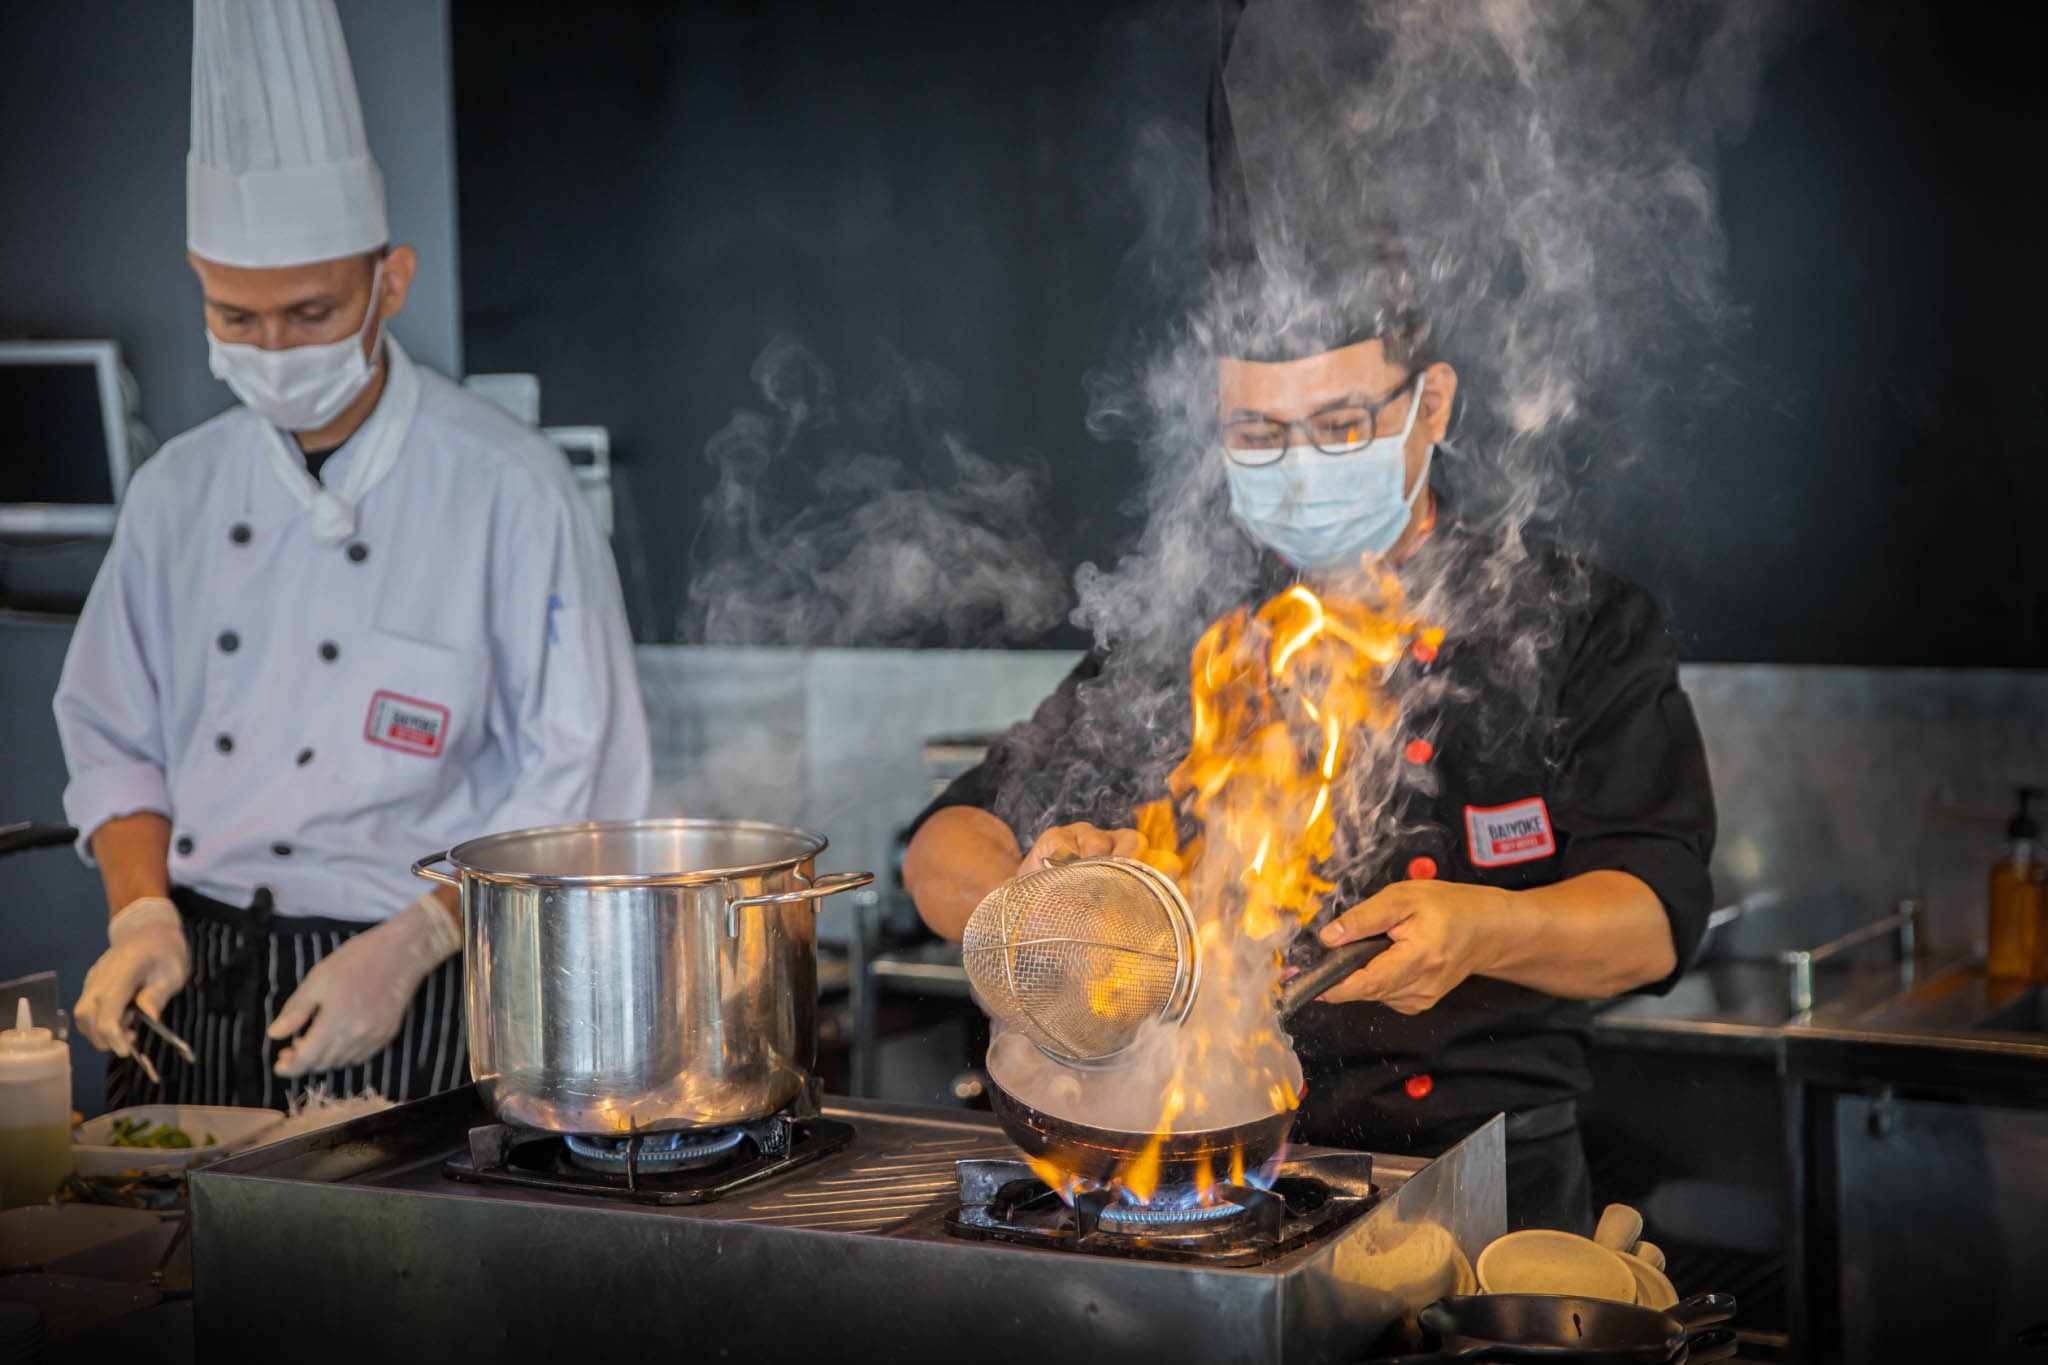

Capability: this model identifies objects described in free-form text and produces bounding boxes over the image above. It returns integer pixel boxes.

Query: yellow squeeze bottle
[0,997,73,1207]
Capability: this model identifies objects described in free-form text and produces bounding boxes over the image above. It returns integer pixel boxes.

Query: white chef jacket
[54,356,652,923]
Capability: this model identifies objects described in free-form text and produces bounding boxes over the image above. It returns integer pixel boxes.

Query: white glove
[267,893,463,1077]
[73,897,192,1057]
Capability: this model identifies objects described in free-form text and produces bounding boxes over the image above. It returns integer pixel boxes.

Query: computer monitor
[0,340,139,536]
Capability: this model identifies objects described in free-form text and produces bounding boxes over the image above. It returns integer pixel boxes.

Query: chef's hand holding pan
[1017,822,1143,875]
[74,897,192,1056]
[268,892,463,1076]
[1312,879,1511,1014]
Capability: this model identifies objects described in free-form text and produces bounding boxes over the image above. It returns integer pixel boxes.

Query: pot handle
[724,870,876,934]
[411,851,461,889]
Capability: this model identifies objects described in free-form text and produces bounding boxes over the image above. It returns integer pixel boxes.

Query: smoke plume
[989,0,1785,1131]
[1002,0,1785,854]
[682,337,1071,647]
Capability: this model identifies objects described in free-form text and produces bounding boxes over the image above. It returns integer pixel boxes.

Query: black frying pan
[987,935,1393,1181]
[1361,1293,1739,1364]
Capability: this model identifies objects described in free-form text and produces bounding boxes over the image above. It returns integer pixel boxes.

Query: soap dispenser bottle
[1987,786,2047,982]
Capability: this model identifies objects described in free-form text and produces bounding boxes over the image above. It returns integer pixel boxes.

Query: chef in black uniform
[901,11,1714,1234]
[903,331,1714,1231]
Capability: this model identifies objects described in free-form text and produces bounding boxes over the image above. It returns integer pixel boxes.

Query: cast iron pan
[988,935,1392,1183]
[1361,1293,1739,1364]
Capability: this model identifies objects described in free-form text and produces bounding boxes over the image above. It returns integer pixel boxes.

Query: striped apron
[105,886,467,1112]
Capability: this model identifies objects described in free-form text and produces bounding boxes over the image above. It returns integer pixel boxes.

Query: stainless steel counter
[1798,966,2048,1058]
[1589,950,2048,1363]
[1592,963,1815,1056]
[1590,958,1929,1055]
[1594,958,2048,1067]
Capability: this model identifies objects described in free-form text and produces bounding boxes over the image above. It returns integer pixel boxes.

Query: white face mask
[1224,381,1430,572]
[205,262,385,432]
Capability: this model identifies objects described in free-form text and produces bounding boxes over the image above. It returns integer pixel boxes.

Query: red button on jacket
[1405,1073,1434,1100]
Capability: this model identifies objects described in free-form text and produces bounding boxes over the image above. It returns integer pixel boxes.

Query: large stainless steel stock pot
[414,818,873,1134]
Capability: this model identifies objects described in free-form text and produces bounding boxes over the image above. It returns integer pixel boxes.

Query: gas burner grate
[443,1115,856,1205]
[944,1155,1377,1267]
[564,1126,749,1173]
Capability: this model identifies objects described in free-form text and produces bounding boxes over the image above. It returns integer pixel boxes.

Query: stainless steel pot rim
[437,817,831,888]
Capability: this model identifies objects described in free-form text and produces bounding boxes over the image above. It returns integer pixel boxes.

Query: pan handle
[1278,936,1395,1017]
[410,851,461,889]
[1682,1329,1740,1364]
[724,871,876,934]
[0,822,78,859]
[1668,1293,1738,1332]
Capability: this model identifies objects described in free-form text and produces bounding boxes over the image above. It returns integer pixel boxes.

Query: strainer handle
[724,871,876,934]
[1278,936,1394,1017]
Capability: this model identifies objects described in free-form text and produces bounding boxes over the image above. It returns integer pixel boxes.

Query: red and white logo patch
[1464,797,1556,867]
[364,690,449,758]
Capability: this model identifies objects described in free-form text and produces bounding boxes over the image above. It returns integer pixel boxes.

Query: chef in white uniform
[55,0,651,1111]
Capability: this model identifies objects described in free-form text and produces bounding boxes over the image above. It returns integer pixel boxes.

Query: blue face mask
[1224,382,1431,572]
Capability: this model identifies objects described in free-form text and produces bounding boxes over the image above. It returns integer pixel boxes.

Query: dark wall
[454,0,1209,647]
[454,0,2048,664]
[1583,0,2048,664]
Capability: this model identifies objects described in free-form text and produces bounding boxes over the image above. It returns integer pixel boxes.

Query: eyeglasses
[1221,373,1421,467]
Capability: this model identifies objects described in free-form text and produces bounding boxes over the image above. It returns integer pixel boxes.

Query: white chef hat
[187,0,388,268]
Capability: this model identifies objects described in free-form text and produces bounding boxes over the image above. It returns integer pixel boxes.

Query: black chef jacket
[916,508,1716,1162]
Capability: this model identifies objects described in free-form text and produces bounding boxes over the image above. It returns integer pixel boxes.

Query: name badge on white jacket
[365,690,449,758]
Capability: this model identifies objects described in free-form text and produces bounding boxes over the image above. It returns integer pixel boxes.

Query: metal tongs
[123,1006,197,1087]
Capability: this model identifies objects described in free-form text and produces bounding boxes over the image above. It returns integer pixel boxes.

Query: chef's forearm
[903,806,1022,941]
[88,812,173,919]
[1484,869,1677,999]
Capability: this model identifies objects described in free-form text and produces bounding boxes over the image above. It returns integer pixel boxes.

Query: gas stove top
[191,1086,1503,1365]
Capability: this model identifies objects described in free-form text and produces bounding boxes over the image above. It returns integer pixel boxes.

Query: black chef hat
[1208,0,1432,366]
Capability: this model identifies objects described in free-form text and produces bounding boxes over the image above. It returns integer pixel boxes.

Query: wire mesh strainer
[961,855,1201,1066]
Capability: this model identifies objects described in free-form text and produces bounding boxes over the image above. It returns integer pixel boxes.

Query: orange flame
[1133,569,1433,943]
[1025,1153,1087,1203]
[1035,567,1437,1205]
